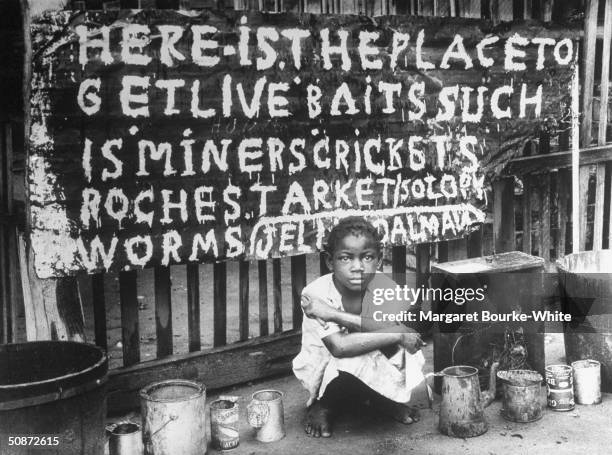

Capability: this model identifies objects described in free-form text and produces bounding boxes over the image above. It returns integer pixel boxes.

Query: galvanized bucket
[497,370,543,423]
[140,379,206,455]
[572,359,602,405]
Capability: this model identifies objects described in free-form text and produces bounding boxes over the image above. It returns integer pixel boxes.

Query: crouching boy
[292,216,426,438]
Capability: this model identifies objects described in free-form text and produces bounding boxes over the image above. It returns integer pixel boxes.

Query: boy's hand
[398,331,425,354]
[301,294,337,327]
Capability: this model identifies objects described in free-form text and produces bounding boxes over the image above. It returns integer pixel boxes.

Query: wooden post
[581,0,599,148]
[154,265,173,357]
[493,177,516,253]
[186,263,201,352]
[19,236,86,342]
[19,0,88,342]
[392,245,407,286]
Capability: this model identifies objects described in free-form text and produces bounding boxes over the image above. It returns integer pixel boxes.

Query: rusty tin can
[210,398,240,450]
[545,364,575,411]
[497,370,543,423]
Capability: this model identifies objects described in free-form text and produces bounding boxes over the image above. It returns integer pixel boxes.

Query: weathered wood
[593,164,606,250]
[17,235,36,341]
[186,262,201,352]
[540,0,553,21]
[581,0,599,147]
[531,183,546,256]
[107,330,301,413]
[608,163,612,249]
[319,252,330,276]
[258,260,269,336]
[305,0,322,12]
[213,262,227,347]
[523,0,533,19]
[154,265,173,357]
[435,0,450,17]
[27,12,577,277]
[18,240,86,342]
[466,226,483,258]
[448,238,466,261]
[432,251,545,276]
[493,177,515,253]
[272,258,282,333]
[438,241,449,263]
[578,165,590,251]
[556,169,570,258]
[522,176,532,254]
[498,0,513,21]
[415,243,430,308]
[1,123,18,343]
[119,270,140,366]
[239,260,250,341]
[598,0,612,146]
[488,0,499,22]
[92,272,107,350]
[291,255,306,329]
[0,224,10,344]
[504,145,612,176]
[538,173,551,261]
[419,0,433,16]
[392,245,407,286]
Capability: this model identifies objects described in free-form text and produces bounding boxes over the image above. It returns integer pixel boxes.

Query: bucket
[545,364,574,411]
[210,398,239,450]
[557,250,612,392]
[572,359,602,405]
[140,379,206,455]
[108,422,143,455]
[0,341,108,455]
[497,370,543,423]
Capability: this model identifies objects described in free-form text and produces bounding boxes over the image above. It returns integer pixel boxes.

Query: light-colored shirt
[292,273,425,406]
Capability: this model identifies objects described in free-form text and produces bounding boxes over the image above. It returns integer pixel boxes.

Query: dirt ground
[17,255,611,454]
[107,333,612,455]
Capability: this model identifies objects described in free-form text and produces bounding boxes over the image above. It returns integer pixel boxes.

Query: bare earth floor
[107,333,612,455]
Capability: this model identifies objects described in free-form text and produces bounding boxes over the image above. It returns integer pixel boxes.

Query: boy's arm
[301,294,408,333]
[322,328,424,358]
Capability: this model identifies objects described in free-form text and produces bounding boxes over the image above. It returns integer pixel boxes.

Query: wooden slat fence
[503,0,612,262]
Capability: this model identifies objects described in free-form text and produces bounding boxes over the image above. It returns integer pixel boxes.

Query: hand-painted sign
[29,10,577,277]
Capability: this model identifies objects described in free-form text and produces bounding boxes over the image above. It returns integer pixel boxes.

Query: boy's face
[326,234,382,293]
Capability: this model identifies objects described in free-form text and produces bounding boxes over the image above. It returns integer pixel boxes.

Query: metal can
[572,359,602,405]
[545,364,575,411]
[210,399,240,450]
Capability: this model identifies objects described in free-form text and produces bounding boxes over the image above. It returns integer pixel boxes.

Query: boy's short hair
[324,216,382,255]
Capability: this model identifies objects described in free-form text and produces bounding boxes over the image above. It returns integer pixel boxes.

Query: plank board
[522,175,532,254]
[493,177,515,253]
[92,272,107,350]
[27,11,578,277]
[186,262,201,352]
[119,270,140,366]
[257,259,269,336]
[154,265,173,357]
[107,330,301,413]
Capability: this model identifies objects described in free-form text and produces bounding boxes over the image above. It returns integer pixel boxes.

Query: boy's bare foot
[388,402,420,424]
[371,395,420,424]
[304,401,333,438]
